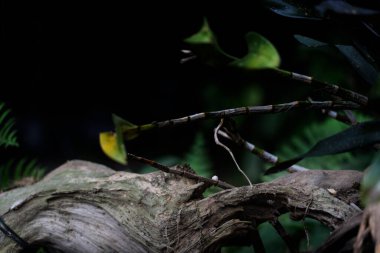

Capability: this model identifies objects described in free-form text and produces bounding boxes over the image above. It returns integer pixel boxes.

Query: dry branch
[0,161,362,253]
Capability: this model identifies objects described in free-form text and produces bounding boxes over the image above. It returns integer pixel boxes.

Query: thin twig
[152,100,360,129]
[302,219,310,251]
[214,119,253,187]
[275,69,368,106]
[0,217,30,250]
[270,219,299,253]
[124,100,361,140]
[127,153,234,189]
[217,124,308,173]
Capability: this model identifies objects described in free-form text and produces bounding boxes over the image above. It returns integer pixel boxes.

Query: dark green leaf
[266,120,380,174]
[294,34,379,86]
[294,34,328,48]
[335,45,380,86]
[263,0,322,20]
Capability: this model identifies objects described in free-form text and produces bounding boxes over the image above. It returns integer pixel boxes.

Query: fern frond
[0,158,45,190]
[278,115,374,170]
[0,102,18,148]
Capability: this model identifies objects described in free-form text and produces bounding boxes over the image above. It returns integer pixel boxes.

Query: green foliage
[259,214,330,253]
[231,32,281,69]
[184,19,280,70]
[0,158,45,190]
[184,132,212,178]
[274,116,375,171]
[222,214,330,253]
[184,19,213,44]
[0,101,45,191]
[0,102,18,148]
[295,34,380,86]
[0,158,45,191]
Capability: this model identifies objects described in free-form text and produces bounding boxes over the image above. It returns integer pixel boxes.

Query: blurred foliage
[267,114,375,174]
[0,102,18,148]
[0,158,45,190]
[184,132,213,178]
[361,153,380,206]
[0,102,45,191]
[258,214,330,252]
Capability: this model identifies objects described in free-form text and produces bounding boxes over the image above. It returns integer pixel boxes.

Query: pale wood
[0,160,362,253]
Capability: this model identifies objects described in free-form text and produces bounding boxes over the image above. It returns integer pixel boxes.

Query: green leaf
[184,19,213,44]
[231,32,280,69]
[113,114,139,141]
[100,115,156,164]
[112,114,155,141]
[266,120,380,174]
[99,132,127,165]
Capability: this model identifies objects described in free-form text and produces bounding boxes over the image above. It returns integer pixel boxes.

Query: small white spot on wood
[327,188,337,195]
[212,175,219,181]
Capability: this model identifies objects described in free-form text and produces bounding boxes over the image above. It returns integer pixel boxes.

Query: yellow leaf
[99,132,127,165]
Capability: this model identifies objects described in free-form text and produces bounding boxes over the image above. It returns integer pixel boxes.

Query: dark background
[1,2,207,169]
[1,1,376,173]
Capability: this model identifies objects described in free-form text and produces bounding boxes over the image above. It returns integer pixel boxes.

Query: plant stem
[127,153,235,189]
[274,69,368,106]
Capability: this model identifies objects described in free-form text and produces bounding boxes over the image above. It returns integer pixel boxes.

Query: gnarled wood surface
[0,160,362,253]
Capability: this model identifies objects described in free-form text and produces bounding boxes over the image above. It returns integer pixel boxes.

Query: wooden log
[0,161,362,253]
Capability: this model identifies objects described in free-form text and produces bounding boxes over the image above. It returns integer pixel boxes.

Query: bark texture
[0,160,363,253]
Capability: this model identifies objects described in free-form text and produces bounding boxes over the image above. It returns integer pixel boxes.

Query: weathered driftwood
[0,160,362,253]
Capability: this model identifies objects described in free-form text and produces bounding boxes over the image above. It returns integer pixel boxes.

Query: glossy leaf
[231,32,281,69]
[265,120,380,174]
[99,131,127,165]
